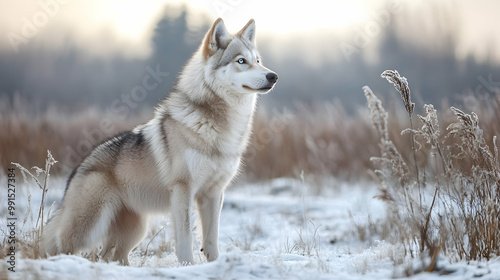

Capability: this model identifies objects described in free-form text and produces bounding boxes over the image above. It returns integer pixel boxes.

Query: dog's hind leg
[52,173,120,255]
[102,208,148,265]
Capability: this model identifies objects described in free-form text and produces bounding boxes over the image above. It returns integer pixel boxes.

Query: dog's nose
[266,73,278,83]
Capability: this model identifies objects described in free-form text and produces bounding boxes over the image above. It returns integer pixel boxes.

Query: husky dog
[42,18,278,265]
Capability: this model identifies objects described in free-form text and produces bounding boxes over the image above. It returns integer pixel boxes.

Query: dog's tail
[41,209,63,257]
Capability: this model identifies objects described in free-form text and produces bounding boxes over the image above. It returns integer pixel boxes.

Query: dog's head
[202,18,278,95]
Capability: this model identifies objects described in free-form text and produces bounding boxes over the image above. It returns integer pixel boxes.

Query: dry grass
[0,97,380,182]
[2,90,500,185]
[364,69,500,272]
[245,103,378,181]
[0,96,150,175]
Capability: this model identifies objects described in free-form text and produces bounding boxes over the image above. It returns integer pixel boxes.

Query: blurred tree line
[0,5,499,115]
[0,7,209,114]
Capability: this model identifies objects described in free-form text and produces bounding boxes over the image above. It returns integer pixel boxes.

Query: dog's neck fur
[159,50,257,157]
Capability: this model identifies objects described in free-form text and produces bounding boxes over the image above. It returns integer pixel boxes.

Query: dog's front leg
[196,188,224,262]
[171,186,194,265]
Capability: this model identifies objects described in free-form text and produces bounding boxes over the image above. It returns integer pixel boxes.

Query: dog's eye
[237,58,246,64]
[257,59,260,64]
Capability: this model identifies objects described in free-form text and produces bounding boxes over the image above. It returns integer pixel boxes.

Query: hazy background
[1,0,500,115]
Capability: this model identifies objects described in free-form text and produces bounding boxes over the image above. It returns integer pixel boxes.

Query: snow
[2,176,500,279]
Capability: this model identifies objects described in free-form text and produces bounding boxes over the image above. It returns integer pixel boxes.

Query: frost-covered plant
[364,70,500,272]
[12,150,57,236]
[447,107,497,171]
[445,107,500,260]
[381,70,420,188]
[363,85,421,259]
[2,150,58,259]
[381,70,414,116]
[414,105,448,173]
[363,86,409,189]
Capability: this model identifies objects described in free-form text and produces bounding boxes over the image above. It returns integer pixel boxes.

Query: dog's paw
[176,251,195,265]
[200,247,219,262]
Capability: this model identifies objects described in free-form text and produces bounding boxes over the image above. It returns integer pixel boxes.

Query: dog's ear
[203,18,231,59]
[237,19,255,44]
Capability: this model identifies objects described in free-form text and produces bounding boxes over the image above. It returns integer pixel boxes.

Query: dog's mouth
[243,85,275,92]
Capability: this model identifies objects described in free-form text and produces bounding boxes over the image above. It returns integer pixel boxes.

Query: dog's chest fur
[143,89,257,193]
[178,93,256,186]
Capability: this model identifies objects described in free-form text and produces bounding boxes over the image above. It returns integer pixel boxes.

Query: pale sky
[0,0,499,63]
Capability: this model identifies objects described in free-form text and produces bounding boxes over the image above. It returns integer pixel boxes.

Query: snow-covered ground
[2,176,500,279]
